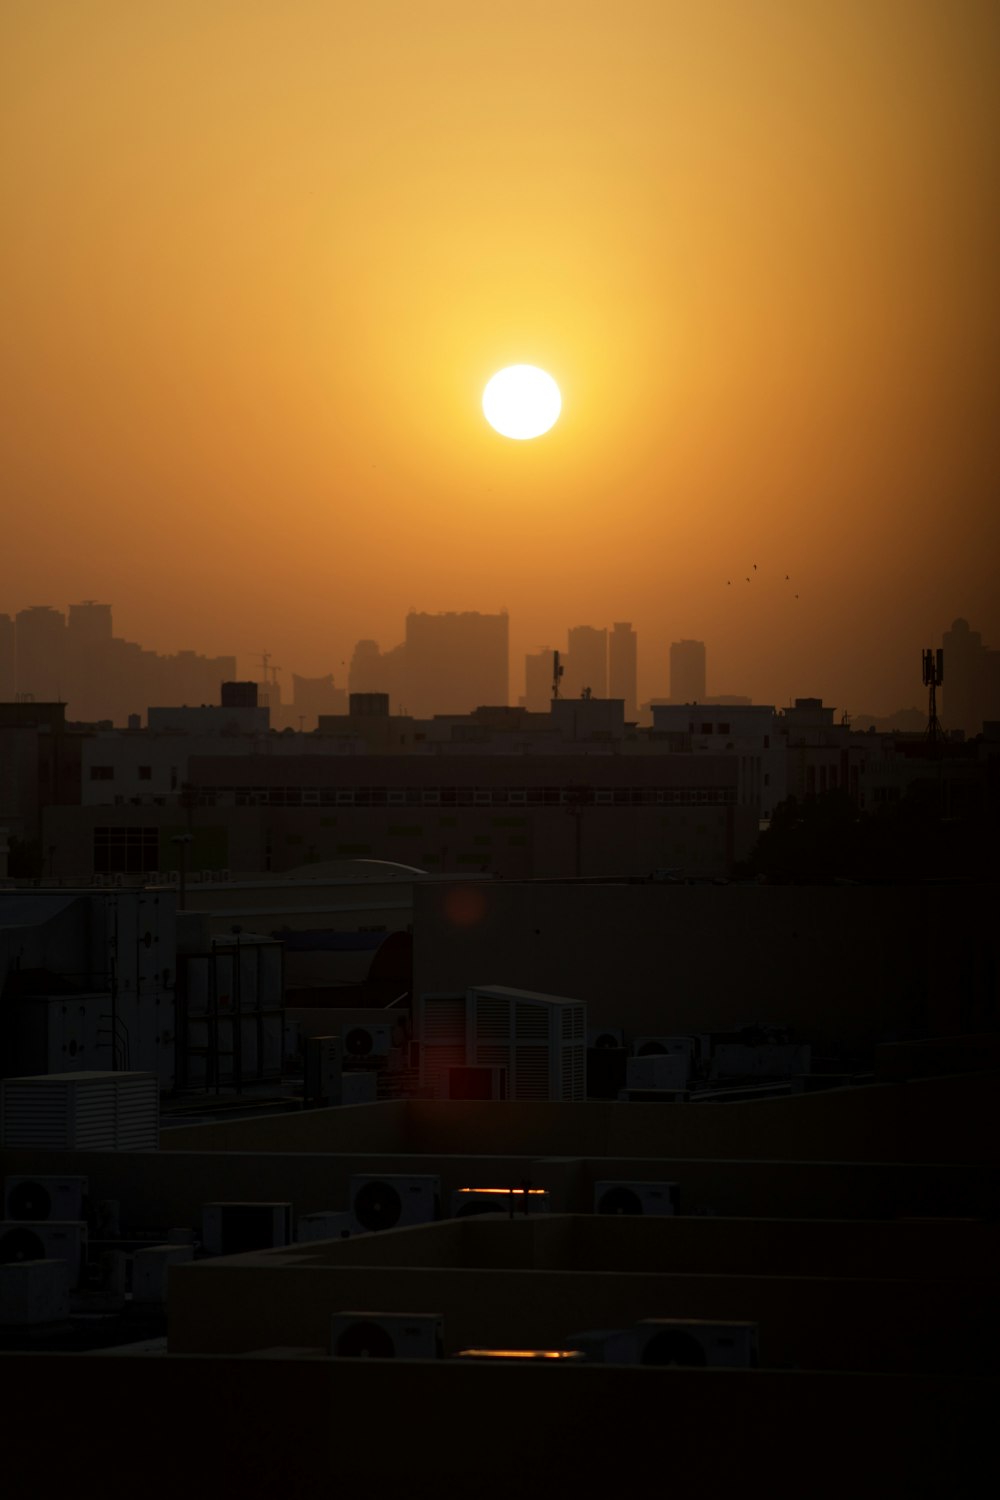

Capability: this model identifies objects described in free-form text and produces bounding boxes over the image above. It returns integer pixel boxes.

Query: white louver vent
[465,987,587,1103]
[515,1004,549,1040]
[418,994,468,1098]
[0,1072,159,1151]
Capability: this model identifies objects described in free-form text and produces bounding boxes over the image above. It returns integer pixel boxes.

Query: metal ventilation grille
[561,1006,585,1042]
[474,1045,509,1069]
[423,998,466,1041]
[514,1047,550,1100]
[73,1085,118,1150]
[561,1045,586,1101]
[475,999,510,1040]
[515,1005,549,1040]
[115,1080,160,1150]
[0,1084,70,1148]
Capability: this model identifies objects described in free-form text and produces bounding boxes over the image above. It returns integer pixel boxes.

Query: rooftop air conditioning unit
[565,1328,639,1363]
[4,1175,88,1224]
[633,1036,696,1062]
[201,1203,292,1256]
[635,1319,758,1368]
[349,1175,440,1234]
[625,1054,689,1092]
[0,1259,70,1326]
[593,1181,679,1216]
[131,1244,194,1303]
[331,1311,443,1360]
[304,1036,341,1106]
[588,1027,625,1050]
[296,1211,355,1244]
[342,1023,391,1061]
[450,1187,550,1219]
[0,1072,159,1152]
[0,1222,88,1287]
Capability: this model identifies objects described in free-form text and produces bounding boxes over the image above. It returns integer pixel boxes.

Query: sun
[482,365,561,440]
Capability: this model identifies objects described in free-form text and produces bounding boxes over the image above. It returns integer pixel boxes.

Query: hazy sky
[2,1,997,711]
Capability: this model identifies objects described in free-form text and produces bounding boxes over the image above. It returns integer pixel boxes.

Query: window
[718,723,730,736]
[93,826,158,874]
[90,766,114,781]
[138,766,152,780]
[700,723,713,735]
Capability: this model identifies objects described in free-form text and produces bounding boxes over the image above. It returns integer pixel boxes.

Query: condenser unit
[0,1221,88,1287]
[593,1181,679,1216]
[0,1071,159,1151]
[564,1328,639,1363]
[349,1175,440,1233]
[416,991,467,1099]
[131,1244,194,1303]
[304,1035,341,1106]
[587,1026,625,1050]
[0,1259,71,1326]
[331,1311,443,1359]
[4,1175,88,1224]
[342,1024,391,1061]
[201,1202,292,1256]
[635,1318,758,1368]
[625,1054,689,1091]
[450,1187,550,1219]
[633,1036,696,1063]
[296,1211,355,1244]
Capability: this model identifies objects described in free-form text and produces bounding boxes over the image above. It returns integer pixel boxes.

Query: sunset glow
[482,366,561,441]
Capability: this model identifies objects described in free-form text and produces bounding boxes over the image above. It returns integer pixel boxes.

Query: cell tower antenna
[922,647,945,745]
[552,649,564,701]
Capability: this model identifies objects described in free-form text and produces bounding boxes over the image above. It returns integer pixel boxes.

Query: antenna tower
[552,650,564,701]
[922,647,945,745]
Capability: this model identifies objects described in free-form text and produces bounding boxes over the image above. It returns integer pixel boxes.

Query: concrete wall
[3,1146,993,1228]
[167,1251,993,1374]
[158,1073,1000,1163]
[413,880,1000,1053]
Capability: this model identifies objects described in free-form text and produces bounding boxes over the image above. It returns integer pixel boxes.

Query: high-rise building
[564,626,607,700]
[670,639,706,703]
[15,605,67,702]
[942,618,1000,737]
[609,623,637,720]
[0,614,14,700]
[524,649,556,711]
[292,673,348,728]
[348,640,407,713]
[404,611,508,716]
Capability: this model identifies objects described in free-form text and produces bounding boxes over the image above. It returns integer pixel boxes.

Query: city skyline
[2,3,997,718]
[4,595,994,725]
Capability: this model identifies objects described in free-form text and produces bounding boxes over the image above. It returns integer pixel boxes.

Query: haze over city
[2,2,998,713]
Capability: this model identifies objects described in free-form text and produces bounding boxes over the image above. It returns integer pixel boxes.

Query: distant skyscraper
[670,639,706,703]
[15,605,67,702]
[524,648,556,711]
[564,625,607,700]
[942,618,1000,736]
[0,614,14,700]
[67,601,113,648]
[609,622,637,719]
[404,611,508,716]
[348,639,407,713]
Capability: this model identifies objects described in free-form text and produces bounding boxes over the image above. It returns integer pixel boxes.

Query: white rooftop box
[0,1071,159,1151]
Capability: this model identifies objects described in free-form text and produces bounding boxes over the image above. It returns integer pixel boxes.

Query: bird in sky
[785,574,790,581]
[753,563,757,571]
[746,577,751,583]
[727,579,731,585]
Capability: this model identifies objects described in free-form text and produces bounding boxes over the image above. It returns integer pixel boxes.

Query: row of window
[93,827,160,873]
[91,765,153,780]
[209,785,735,809]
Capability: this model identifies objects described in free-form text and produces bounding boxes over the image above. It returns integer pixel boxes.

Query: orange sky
[2,1,998,712]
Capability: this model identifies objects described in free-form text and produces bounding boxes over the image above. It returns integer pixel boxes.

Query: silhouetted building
[0,613,14,700]
[292,673,347,728]
[523,648,556,712]
[943,618,1000,737]
[404,611,508,717]
[609,623,638,720]
[670,639,706,703]
[221,681,259,709]
[15,605,67,702]
[348,639,407,712]
[564,625,607,700]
